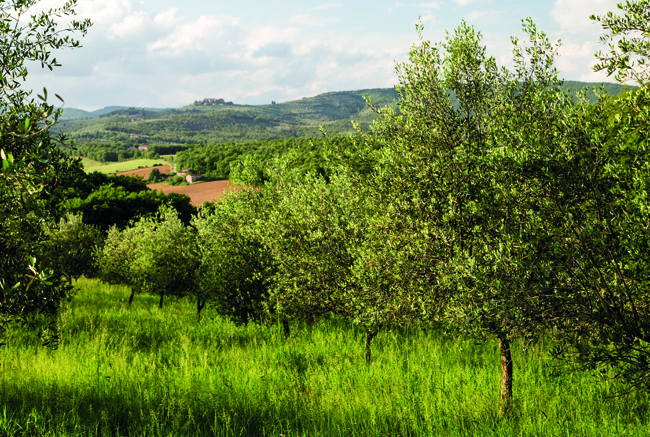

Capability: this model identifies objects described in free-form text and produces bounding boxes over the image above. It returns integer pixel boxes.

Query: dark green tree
[591,0,650,86]
[0,0,91,343]
[42,213,103,285]
[97,207,200,310]
[526,1,650,393]
[193,186,276,326]
[347,20,576,413]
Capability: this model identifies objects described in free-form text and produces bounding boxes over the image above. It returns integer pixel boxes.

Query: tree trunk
[282,318,290,339]
[499,335,513,415]
[365,329,379,363]
[158,292,164,310]
[197,298,206,321]
[128,290,135,307]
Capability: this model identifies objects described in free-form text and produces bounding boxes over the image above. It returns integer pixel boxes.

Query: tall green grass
[1,278,648,436]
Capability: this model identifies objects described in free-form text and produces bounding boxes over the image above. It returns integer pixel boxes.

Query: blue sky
[27,0,621,110]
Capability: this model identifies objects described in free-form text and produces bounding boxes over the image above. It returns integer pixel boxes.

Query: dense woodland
[174,137,353,179]
[3,0,650,435]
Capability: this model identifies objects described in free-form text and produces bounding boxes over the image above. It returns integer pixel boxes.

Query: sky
[24,0,623,110]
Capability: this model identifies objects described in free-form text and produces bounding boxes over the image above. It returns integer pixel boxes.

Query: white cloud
[388,2,439,12]
[109,11,149,37]
[313,3,343,10]
[557,41,596,72]
[22,3,411,109]
[465,10,504,22]
[453,0,491,6]
[148,15,243,55]
[551,0,618,34]
[420,13,439,24]
[154,8,179,27]
[289,14,340,26]
[77,0,133,25]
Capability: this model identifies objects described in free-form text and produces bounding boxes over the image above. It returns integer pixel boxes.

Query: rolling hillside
[51,83,633,147]
[50,88,399,145]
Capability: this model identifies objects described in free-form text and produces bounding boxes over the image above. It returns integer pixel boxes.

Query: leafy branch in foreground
[591,0,650,86]
[0,0,91,344]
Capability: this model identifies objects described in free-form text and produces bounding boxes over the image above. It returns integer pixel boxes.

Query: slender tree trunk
[158,292,164,310]
[499,335,513,415]
[365,329,379,363]
[282,318,290,339]
[197,298,206,321]
[128,290,135,307]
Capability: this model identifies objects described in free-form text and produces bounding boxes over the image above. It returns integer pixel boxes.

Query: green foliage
[339,19,601,409]
[148,167,163,182]
[95,225,138,291]
[62,183,195,231]
[0,0,91,343]
[176,137,352,180]
[193,189,275,325]
[51,170,195,231]
[591,0,650,85]
[97,207,200,309]
[69,141,140,162]
[42,213,103,284]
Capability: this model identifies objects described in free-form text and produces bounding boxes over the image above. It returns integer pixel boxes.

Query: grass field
[1,278,648,437]
[81,158,170,174]
[80,157,102,168]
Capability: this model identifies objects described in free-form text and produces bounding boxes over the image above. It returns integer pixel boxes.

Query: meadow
[1,278,648,437]
[81,159,170,174]
[80,157,102,168]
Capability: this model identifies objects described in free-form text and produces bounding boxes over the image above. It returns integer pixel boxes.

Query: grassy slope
[83,158,170,174]
[80,157,102,168]
[1,277,647,437]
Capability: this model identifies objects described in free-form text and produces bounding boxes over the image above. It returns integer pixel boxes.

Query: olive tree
[0,0,90,343]
[42,213,103,285]
[591,0,650,86]
[193,186,276,326]
[98,206,200,310]
[523,0,650,394]
[349,20,577,413]
[250,151,435,362]
[95,224,142,306]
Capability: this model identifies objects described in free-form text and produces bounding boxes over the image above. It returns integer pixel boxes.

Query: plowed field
[117,165,171,180]
[148,180,233,206]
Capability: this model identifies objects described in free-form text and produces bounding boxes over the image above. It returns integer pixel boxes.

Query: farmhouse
[186,174,202,183]
[138,145,151,151]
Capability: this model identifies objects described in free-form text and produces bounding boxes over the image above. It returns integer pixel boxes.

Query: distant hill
[51,83,633,145]
[60,106,171,120]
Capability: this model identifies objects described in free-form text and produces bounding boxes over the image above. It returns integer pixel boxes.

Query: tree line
[174,137,351,180]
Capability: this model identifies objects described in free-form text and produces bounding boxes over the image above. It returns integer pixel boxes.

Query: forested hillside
[51,88,399,146]
[174,137,354,179]
[55,83,631,148]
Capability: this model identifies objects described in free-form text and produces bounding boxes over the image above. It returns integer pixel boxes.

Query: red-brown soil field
[117,165,171,180]
[148,180,234,206]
